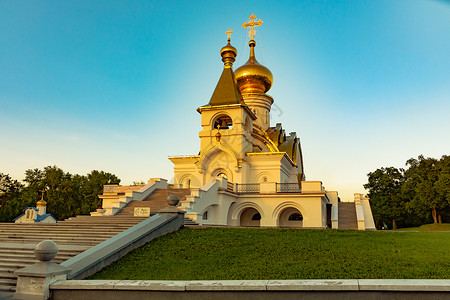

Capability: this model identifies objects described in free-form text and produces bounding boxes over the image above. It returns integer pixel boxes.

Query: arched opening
[213,115,232,130]
[217,173,228,179]
[182,177,192,188]
[240,207,261,227]
[279,207,303,228]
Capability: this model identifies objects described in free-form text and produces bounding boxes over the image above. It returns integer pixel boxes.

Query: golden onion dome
[235,40,273,94]
[36,199,46,207]
[220,39,237,67]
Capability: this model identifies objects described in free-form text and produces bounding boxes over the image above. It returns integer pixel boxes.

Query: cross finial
[242,14,263,40]
[225,28,233,40]
[40,188,45,200]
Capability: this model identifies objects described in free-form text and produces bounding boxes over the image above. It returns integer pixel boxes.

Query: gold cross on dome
[40,188,45,200]
[225,28,233,39]
[242,14,263,40]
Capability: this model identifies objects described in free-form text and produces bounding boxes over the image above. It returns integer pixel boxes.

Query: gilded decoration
[242,14,263,40]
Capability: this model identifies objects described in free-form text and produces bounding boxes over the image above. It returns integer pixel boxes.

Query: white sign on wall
[134,207,151,217]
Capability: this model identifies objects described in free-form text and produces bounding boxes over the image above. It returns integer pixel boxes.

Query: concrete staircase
[0,215,146,293]
[338,202,358,230]
[116,188,191,215]
[116,188,197,225]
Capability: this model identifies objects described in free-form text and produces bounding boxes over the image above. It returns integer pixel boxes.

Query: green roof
[208,67,243,106]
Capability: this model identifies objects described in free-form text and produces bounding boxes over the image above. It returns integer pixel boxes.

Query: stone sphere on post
[167,194,180,207]
[34,240,58,262]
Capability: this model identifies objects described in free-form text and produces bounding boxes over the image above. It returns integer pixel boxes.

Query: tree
[404,155,447,224]
[0,167,120,222]
[0,173,23,213]
[80,170,120,215]
[435,155,450,210]
[364,167,405,229]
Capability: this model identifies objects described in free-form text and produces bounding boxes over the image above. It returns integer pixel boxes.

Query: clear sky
[1,0,449,201]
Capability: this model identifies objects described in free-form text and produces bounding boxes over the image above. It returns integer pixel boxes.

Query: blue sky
[1,0,449,201]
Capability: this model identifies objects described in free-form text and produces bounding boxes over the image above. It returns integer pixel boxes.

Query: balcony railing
[276,183,301,193]
[226,181,234,192]
[235,183,260,193]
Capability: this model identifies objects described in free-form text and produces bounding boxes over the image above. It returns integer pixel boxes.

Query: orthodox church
[14,191,57,224]
[98,15,375,230]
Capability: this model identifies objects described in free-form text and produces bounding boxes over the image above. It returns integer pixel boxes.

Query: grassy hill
[395,223,450,232]
[90,227,450,280]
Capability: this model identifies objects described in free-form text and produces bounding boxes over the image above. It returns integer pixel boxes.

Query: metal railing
[276,183,301,193]
[235,183,260,193]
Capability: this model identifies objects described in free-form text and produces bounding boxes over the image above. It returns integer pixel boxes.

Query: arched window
[288,213,303,221]
[213,115,232,130]
[252,213,261,221]
[182,177,192,188]
[217,173,228,179]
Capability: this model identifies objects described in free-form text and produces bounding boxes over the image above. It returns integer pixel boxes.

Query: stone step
[338,202,358,230]
[0,257,67,264]
[0,224,133,229]
[0,231,124,236]
[0,226,123,234]
[0,284,15,292]
[0,213,156,292]
[0,252,71,259]
[66,216,147,220]
[0,265,24,273]
[0,232,117,239]
[184,218,198,225]
[0,239,104,246]
[62,220,144,224]
[0,245,87,252]
[0,250,82,257]
[0,234,110,241]
[0,273,16,279]
[116,188,191,216]
[0,279,16,286]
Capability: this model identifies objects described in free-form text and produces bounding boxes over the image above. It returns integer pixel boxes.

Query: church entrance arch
[278,207,303,228]
[240,207,261,227]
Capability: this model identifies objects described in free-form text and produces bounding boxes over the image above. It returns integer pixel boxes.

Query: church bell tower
[196,29,257,184]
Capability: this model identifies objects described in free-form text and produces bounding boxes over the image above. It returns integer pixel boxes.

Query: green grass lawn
[395,223,450,232]
[90,227,450,280]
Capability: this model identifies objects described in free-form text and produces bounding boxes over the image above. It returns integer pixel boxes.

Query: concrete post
[160,195,186,222]
[14,240,70,300]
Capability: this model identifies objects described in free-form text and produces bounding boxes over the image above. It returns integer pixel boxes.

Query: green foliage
[0,167,120,222]
[0,173,23,211]
[364,167,405,229]
[395,223,450,232]
[90,227,450,280]
[365,155,450,228]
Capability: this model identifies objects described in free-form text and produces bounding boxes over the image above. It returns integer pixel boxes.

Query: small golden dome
[235,40,273,94]
[36,199,47,207]
[220,39,237,67]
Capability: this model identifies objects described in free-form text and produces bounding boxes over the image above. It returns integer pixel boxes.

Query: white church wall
[301,181,323,193]
[225,194,327,228]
